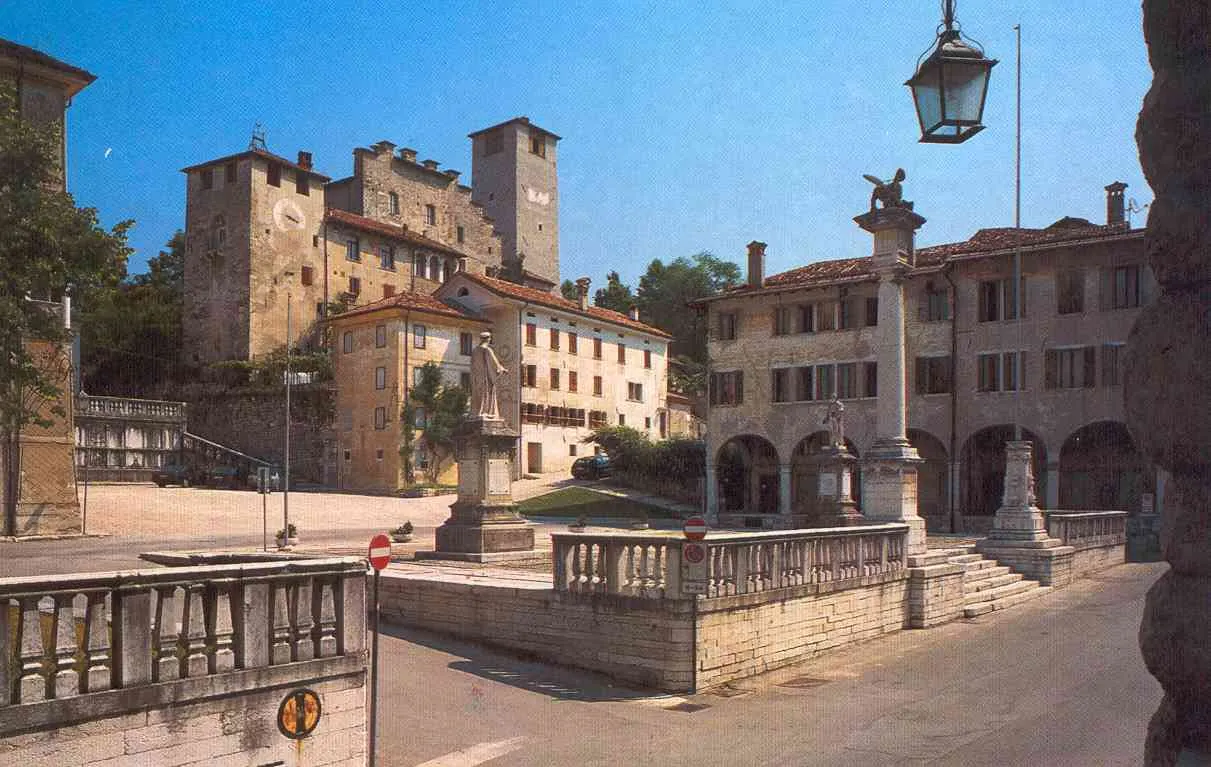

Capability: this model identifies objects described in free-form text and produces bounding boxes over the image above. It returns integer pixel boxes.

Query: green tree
[0,80,131,531]
[400,362,468,484]
[635,252,739,366]
[593,270,635,313]
[559,279,579,302]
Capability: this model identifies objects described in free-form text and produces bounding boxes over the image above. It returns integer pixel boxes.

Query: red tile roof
[327,288,489,324]
[180,148,331,181]
[324,209,468,259]
[452,272,673,339]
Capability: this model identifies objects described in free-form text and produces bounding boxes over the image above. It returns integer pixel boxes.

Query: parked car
[207,465,248,489]
[151,462,196,487]
[571,454,611,480]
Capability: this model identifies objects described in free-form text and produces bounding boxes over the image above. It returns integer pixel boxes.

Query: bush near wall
[584,426,704,506]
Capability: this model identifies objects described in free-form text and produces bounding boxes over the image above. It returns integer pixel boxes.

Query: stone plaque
[840,469,852,498]
[459,459,480,498]
[487,459,511,495]
[818,472,837,498]
[1141,493,1155,515]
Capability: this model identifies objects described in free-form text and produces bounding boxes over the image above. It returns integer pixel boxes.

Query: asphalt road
[373,562,1165,767]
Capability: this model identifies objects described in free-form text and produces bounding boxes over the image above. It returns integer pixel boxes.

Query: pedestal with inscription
[422,417,537,562]
[811,444,865,527]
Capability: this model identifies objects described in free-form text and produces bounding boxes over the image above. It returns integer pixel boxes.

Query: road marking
[414,736,526,767]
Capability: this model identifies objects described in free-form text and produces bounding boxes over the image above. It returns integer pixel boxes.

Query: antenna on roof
[249,123,267,152]
[1126,198,1150,227]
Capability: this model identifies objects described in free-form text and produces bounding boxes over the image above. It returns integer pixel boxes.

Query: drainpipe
[517,302,530,476]
[402,310,411,483]
[943,263,959,533]
[322,219,329,313]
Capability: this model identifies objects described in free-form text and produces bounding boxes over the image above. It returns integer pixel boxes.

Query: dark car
[207,465,248,489]
[151,462,196,487]
[571,454,611,480]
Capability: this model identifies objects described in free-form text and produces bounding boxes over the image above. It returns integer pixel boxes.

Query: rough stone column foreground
[1130,2,1211,763]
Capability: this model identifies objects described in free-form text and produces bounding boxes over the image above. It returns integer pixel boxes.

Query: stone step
[963,564,1012,581]
[957,558,1002,573]
[947,553,984,564]
[965,571,1023,594]
[977,578,1041,603]
[964,585,1053,618]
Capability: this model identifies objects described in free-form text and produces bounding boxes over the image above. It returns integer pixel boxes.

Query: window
[568,333,578,355]
[865,297,879,327]
[773,306,792,336]
[925,288,950,321]
[413,324,426,349]
[550,329,560,351]
[815,365,835,400]
[267,162,281,187]
[839,299,856,330]
[375,367,386,390]
[413,367,425,386]
[617,343,626,364]
[593,375,603,396]
[915,356,952,394]
[525,323,537,346]
[388,192,399,215]
[342,331,353,354]
[589,410,607,428]
[348,276,361,296]
[530,135,546,157]
[457,225,465,244]
[1057,270,1085,314]
[382,284,395,298]
[415,446,429,471]
[836,363,857,399]
[550,368,560,389]
[211,215,226,248]
[772,368,790,403]
[295,172,309,196]
[425,204,437,225]
[1102,343,1123,386]
[864,361,878,397]
[344,449,351,461]
[644,349,652,369]
[645,417,652,430]
[1110,265,1141,309]
[414,253,426,279]
[224,162,236,183]
[593,337,603,359]
[413,407,427,429]
[460,372,471,390]
[1045,347,1097,389]
[627,382,644,402]
[798,304,815,333]
[346,238,360,262]
[717,312,738,340]
[619,414,626,426]
[568,371,578,392]
[460,332,474,356]
[485,130,504,155]
[200,168,213,190]
[380,245,395,270]
[710,371,743,406]
[316,301,325,319]
[978,278,1025,322]
[376,449,384,462]
[979,351,1027,392]
[375,324,386,348]
[569,444,578,457]
[522,365,537,387]
[373,406,386,430]
[817,303,837,331]
[301,266,314,287]
[796,366,813,401]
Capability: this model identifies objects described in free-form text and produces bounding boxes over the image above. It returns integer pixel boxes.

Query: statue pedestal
[862,440,927,555]
[418,417,538,563]
[812,444,864,527]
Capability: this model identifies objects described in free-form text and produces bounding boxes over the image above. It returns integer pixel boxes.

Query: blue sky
[5,1,1150,287]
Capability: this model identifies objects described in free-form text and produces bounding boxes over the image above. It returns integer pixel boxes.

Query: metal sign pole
[81,463,88,535]
[262,489,268,552]
[368,568,380,767]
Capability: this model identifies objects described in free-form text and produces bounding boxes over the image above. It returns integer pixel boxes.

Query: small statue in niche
[863,168,913,212]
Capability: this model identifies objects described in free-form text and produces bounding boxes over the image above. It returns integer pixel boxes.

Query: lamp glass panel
[912,72,943,132]
[941,60,989,123]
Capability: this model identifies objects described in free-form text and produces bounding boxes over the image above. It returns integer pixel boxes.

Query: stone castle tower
[469,117,561,288]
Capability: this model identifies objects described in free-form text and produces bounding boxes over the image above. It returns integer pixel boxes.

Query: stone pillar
[778,463,792,517]
[853,206,928,555]
[704,460,718,524]
[1131,5,1211,761]
[1044,462,1060,510]
[949,458,963,531]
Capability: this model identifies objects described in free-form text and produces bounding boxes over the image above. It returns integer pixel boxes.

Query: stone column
[853,206,928,555]
[1045,462,1060,510]
[778,463,792,517]
[1131,4,1211,761]
[704,460,718,524]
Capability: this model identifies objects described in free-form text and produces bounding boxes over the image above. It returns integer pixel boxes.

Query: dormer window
[295,171,309,196]
[530,135,546,158]
[266,162,281,187]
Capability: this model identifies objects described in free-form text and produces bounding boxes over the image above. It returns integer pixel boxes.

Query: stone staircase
[946,545,1053,618]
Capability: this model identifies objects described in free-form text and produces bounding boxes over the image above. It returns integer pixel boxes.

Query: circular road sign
[683,516,708,541]
[683,542,706,564]
[277,688,321,740]
[368,533,392,571]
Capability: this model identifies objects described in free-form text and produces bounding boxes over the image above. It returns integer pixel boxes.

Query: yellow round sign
[277,688,321,740]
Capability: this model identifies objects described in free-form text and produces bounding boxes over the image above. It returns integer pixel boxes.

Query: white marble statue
[823,399,845,448]
[470,331,507,420]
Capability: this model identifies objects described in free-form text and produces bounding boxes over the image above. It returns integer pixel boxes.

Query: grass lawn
[517,487,678,519]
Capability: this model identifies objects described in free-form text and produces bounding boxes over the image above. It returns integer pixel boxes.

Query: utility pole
[284,293,291,536]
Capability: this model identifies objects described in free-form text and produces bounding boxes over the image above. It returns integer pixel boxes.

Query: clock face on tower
[273,198,307,232]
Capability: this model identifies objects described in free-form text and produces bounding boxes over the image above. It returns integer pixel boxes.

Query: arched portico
[907,429,949,528]
[790,431,861,522]
[960,426,1047,518]
[715,435,780,517]
[1059,421,1147,511]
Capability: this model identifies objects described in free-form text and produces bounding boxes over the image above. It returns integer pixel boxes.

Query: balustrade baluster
[735,545,750,594]
[313,578,338,658]
[554,541,569,590]
[0,597,11,705]
[653,544,665,594]
[639,544,652,592]
[208,581,235,673]
[18,596,47,702]
[153,586,180,682]
[183,584,208,677]
[52,593,80,698]
[604,541,625,596]
[83,592,111,692]
[569,544,584,593]
[293,578,315,661]
[271,581,293,664]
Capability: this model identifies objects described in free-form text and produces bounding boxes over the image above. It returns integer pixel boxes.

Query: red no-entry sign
[683,516,708,541]
[368,534,392,571]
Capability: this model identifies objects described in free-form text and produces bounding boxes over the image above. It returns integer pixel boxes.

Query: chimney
[747,240,767,289]
[422,159,440,170]
[1105,181,1128,226]
[628,305,639,321]
[399,148,418,163]
[296,151,313,171]
[372,140,395,155]
[574,277,591,310]
[443,169,461,181]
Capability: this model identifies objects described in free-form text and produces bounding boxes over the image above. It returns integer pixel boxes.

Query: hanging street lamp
[906,0,998,144]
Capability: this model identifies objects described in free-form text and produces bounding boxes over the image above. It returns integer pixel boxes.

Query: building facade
[700,183,1155,533]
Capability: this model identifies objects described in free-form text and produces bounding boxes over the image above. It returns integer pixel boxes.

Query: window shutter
[1018,352,1028,390]
[1045,349,1058,389]
[709,374,718,406]
[1099,268,1113,310]
[915,357,928,394]
[1140,264,1157,305]
[1082,346,1097,388]
[735,372,744,404]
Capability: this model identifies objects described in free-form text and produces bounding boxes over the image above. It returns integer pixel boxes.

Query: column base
[815,500,866,527]
[866,438,920,462]
[987,503,1050,543]
[432,501,536,555]
[861,453,926,555]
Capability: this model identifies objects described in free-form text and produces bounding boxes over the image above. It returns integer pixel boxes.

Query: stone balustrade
[0,558,365,710]
[1046,511,1128,549]
[552,524,909,600]
[76,395,187,422]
